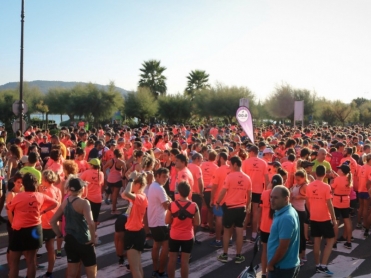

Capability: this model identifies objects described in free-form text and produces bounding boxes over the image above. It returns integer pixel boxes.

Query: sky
[1,0,371,103]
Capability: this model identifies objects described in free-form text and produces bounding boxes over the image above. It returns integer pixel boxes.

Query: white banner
[294,100,304,122]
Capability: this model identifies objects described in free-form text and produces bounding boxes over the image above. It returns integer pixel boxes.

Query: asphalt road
[1,197,371,278]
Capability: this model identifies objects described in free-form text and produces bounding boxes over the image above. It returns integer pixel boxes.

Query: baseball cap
[263,148,274,155]
[88,158,101,167]
[68,178,85,192]
[153,148,162,154]
[268,161,282,168]
[110,140,117,146]
[337,163,351,175]
[20,155,29,164]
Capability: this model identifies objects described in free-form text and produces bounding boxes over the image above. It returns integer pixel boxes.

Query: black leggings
[296,210,307,253]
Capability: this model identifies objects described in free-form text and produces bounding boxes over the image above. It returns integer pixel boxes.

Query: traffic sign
[12,100,28,116]
[12,119,27,133]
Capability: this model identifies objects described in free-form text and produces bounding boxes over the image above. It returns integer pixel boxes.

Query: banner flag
[236,106,254,143]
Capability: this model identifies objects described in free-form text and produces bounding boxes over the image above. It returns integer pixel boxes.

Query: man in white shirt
[148,168,171,278]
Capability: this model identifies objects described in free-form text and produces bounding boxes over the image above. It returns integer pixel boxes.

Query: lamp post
[19,0,25,133]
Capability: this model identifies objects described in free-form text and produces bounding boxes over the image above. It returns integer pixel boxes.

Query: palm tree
[138,60,167,99]
[185,70,210,99]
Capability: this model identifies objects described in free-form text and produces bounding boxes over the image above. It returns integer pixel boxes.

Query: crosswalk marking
[310,255,364,278]
[174,241,254,278]
[82,231,212,278]
[352,230,366,240]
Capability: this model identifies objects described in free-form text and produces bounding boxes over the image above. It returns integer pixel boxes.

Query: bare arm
[82,200,96,244]
[165,208,173,225]
[216,188,227,206]
[210,183,218,207]
[50,200,66,236]
[326,199,337,225]
[193,205,201,226]
[264,174,269,190]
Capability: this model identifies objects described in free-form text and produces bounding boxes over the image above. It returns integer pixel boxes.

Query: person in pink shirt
[75,147,90,173]
[45,149,64,183]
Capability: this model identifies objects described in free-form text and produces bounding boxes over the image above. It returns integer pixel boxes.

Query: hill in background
[0,80,129,96]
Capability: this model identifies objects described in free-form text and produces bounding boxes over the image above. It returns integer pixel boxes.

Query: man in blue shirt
[267,185,300,278]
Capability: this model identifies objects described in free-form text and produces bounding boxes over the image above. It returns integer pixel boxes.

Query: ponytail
[346,172,353,188]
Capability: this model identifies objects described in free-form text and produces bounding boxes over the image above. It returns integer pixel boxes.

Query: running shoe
[235,255,245,264]
[243,236,249,242]
[104,199,110,205]
[119,257,125,267]
[317,266,334,276]
[156,272,168,277]
[37,265,46,270]
[151,271,158,277]
[210,240,222,248]
[144,242,153,250]
[56,251,62,259]
[356,223,362,229]
[344,242,352,249]
[217,253,228,263]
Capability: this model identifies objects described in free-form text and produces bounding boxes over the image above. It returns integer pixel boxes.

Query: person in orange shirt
[201,150,219,235]
[7,173,58,278]
[281,154,297,188]
[75,147,89,173]
[174,154,194,200]
[143,135,153,150]
[331,164,353,248]
[165,181,200,278]
[102,140,117,166]
[121,171,148,278]
[216,156,252,264]
[306,165,337,275]
[80,158,105,243]
[259,174,283,278]
[210,151,230,247]
[242,145,269,242]
[39,170,62,278]
[356,153,371,229]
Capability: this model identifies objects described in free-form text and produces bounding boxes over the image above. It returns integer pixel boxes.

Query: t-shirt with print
[7,192,56,230]
[357,164,371,193]
[306,180,332,222]
[125,193,148,231]
[242,157,268,193]
[260,189,273,233]
[222,171,252,209]
[187,163,203,194]
[20,166,42,185]
[147,182,168,227]
[201,161,219,192]
[211,165,231,204]
[331,176,351,209]
[175,167,194,200]
[80,168,104,203]
[312,160,331,184]
[40,185,62,229]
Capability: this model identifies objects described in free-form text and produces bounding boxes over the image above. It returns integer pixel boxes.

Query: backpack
[172,201,194,220]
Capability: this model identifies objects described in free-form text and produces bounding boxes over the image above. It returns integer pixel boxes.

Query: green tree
[194,84,255,123]
[157,94,192,124]
[264,85,295,121]
[138,60,167,98]
[331,100,357,125]
[185,70,210,100]
[124,88,158,123]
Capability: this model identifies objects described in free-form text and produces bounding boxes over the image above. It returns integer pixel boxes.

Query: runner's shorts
[124,228,145,252]
[150,226,169,242]
[64,234,96,267]
[9,224,42,252]
[310,220,335,238]
[222,207,246,228]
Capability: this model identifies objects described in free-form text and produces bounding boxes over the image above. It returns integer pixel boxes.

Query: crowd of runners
[0,123,370,278]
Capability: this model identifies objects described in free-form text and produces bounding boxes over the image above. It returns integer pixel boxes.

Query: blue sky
[1,0,371,102]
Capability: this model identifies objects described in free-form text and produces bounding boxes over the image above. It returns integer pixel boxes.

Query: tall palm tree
[185,70,210,99]
[138,60,167,99]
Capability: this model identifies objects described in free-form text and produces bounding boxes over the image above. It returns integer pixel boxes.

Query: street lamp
[19,0,25,133]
